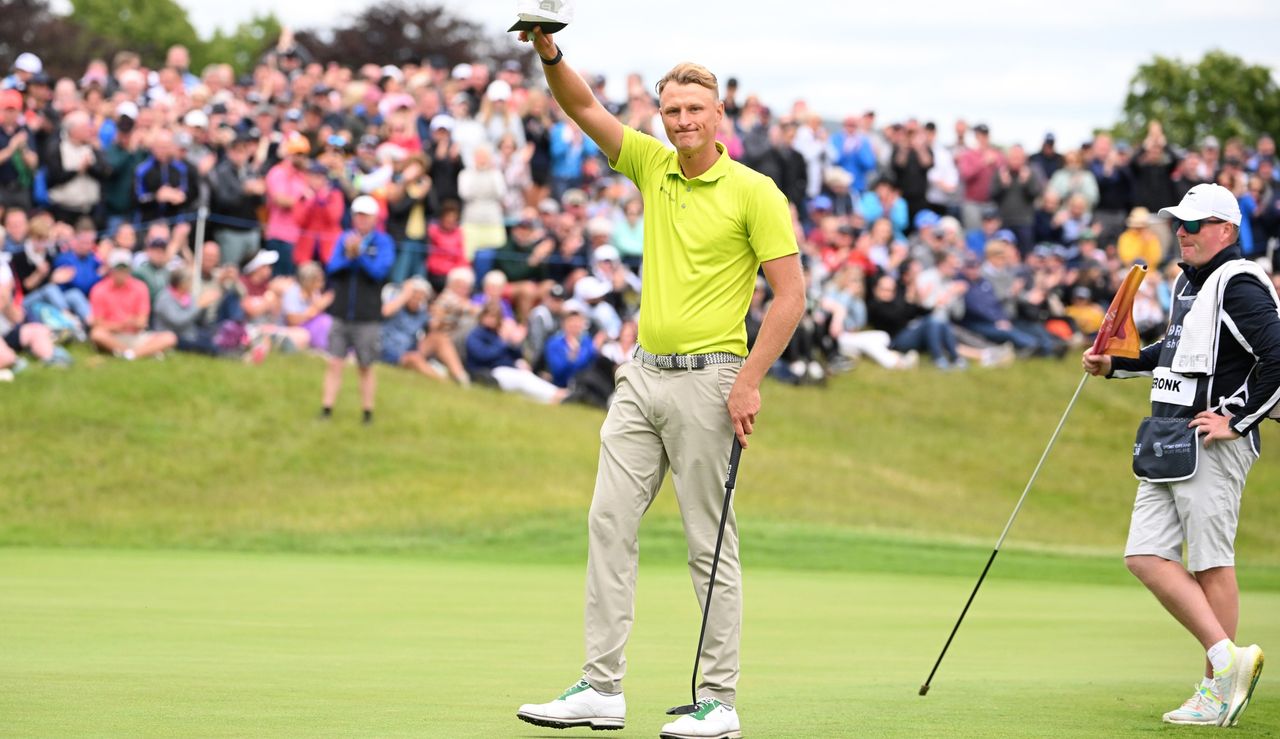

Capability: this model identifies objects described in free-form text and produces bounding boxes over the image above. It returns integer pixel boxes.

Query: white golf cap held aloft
[1158,183,1242,226]
[509,0,574,33]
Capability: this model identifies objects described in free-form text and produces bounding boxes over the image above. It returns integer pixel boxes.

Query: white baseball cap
[562,298,590,317]
[508,0,575,33]
[182,109,209,128]
[351,195,380,216]
[592,244,620,263]
[242,250,279,274]
[107,249,133,269]
[573,275,609,301]
[485,79,512,102]
[429,114,455,133]
[14,52,42,75]
[1158,183,1242,226]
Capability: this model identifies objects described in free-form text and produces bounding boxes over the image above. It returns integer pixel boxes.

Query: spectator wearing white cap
[480,79,525,150]
[87,249,177,360]
[321,194,397,424]
[572,274,621,339]
[2,52,41,91]
[590,243,639,311]
[101,102,148,234]
[427,114,463,204]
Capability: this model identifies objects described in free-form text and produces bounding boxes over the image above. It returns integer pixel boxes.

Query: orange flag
[1090,264,1148,358]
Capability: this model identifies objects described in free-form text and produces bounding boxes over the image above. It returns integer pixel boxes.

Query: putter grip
[725,438,743,490]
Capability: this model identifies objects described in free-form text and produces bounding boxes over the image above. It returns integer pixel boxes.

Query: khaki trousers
[582,355,744,705]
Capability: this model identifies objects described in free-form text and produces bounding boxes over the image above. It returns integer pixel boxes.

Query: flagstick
[919,371,1090,696]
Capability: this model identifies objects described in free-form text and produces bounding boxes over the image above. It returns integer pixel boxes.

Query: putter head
[918,684,930,696]
[666,703,698,715]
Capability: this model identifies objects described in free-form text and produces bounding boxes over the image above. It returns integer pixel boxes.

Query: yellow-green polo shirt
[610,126,798,356]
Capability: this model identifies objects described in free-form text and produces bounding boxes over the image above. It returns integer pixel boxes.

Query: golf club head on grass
[666,702,698,715]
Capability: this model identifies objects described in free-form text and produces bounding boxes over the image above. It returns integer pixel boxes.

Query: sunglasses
[1180,218,1226,234]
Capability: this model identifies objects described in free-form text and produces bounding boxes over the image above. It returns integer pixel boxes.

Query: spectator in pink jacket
[426,200,468,294]
[293,163,346,267]
[263,133,313,277]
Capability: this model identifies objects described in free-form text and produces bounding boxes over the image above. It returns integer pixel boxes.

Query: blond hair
[655,63,719,98]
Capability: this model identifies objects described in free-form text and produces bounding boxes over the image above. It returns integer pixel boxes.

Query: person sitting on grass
[281,262,334,353]
[381,276,469,384]
[822,263,918,369]
[0,257,69,373]
[464,300,565,404]
[237,250,311,359]
[151,267,227,355]
[88,249,177,360]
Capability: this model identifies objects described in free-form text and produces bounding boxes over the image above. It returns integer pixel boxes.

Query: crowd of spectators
[2,41,1280,395]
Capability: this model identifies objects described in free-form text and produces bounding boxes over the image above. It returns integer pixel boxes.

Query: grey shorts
[328,318,381,368]
[1124,434,1256,572]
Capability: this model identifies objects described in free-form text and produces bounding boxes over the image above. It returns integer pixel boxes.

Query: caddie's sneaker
[516,677,625,731]
[1161,684,1222,725]
[659,698,741,739]
[1216,643,1264,726]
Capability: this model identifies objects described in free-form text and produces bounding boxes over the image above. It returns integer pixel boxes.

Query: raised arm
[520,27,623,162]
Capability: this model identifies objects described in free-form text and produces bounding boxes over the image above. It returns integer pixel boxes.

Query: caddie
[1083,183,1277,727]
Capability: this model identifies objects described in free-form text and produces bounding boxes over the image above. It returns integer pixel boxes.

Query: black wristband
[540,46,563,66]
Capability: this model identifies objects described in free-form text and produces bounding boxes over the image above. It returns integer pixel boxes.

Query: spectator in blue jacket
[320,195,396,424]
[134,129,194,225]
[543,299,598,388]
[465,300,566,404]
[830,115,878,194]
[958,256,1053,356]
[51,217,102,322]
[858,176,910,242]
[548,119,599,199]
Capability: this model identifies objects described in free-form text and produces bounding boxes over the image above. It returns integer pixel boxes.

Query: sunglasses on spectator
[1179,218,1226,234]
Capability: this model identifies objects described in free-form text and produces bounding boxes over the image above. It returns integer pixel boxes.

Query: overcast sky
[156,1,1280,148]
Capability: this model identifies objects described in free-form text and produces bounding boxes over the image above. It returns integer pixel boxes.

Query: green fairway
[5,353,1280,736]
[1,548,1276,737]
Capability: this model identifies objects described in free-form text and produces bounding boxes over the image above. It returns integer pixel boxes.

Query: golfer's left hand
[727,376,760,448]
[1189,411,1241,447]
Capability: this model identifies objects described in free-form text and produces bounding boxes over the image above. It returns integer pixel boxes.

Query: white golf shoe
[516,677,625,731]
[659,698,741,739]
[1161,683,1222,725]
[1215,643,1264,727]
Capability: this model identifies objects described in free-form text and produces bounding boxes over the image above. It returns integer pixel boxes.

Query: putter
[667,437,744,715]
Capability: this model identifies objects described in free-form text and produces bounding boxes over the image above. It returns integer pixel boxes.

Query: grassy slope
[1,549,1277,738]
[4,351,1278,572]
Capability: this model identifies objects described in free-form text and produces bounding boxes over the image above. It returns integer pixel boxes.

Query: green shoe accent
[557,679,592,701]
[691,699,722,720]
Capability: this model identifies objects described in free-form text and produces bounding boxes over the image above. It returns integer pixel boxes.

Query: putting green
[1,548,1275,737]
